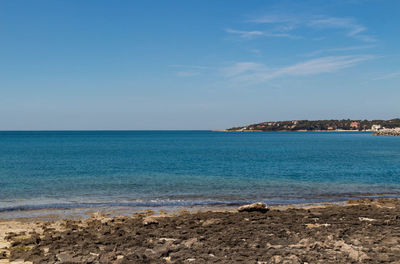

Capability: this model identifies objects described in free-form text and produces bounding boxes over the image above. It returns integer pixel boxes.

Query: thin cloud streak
[301,45,376,57]
[225,28,299,39]
[245,14,375,42]
[372,71,400,80]
[308,17,376,42]
[222,62,267,77]
[249,15,300,25]
[223,55,375,84]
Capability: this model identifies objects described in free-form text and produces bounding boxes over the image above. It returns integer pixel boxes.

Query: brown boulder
[238,202,269,213]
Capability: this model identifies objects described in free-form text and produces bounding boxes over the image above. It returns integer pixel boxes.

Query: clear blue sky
[1,0,399,130]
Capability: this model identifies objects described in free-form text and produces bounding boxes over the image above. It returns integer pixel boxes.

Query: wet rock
[346,198,374,205]
[238,202,269,213]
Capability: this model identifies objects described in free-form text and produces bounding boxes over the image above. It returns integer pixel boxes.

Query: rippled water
[0,131,400,212]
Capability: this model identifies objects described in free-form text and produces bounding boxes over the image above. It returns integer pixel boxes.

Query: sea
[1,131,400,216]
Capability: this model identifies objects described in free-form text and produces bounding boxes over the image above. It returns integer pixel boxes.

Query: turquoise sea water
[0,131,400,212]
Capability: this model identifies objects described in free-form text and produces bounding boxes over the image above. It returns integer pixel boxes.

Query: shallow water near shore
[1,130,400,218]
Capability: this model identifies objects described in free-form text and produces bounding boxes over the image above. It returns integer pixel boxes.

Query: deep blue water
[0,131,400,212]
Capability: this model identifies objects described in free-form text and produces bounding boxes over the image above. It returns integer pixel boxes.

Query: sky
[1,0,399,130]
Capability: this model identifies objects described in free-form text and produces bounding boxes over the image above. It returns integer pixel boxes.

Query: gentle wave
[2,192,400,213]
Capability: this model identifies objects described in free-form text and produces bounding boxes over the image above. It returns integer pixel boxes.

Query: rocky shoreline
[2,198,400,263]
[373,128,400,136]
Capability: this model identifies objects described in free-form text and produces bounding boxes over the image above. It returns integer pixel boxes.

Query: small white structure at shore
[371,124,382,131]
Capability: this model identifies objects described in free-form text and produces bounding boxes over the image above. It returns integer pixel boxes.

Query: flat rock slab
[5,198,400,264]
[237,202,269,213]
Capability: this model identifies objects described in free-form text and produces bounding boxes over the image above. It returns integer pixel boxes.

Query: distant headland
[225,119,400,134]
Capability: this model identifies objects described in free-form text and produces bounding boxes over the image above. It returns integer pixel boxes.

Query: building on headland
[350,121,360,129]
[225,119,400,132]
[371,124,382,131]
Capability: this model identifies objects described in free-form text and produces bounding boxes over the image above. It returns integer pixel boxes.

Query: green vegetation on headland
[226,118,400,132]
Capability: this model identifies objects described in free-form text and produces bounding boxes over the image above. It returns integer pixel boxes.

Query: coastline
[2,197,400,263]
[216,130,372,132]
[2,190,400,220]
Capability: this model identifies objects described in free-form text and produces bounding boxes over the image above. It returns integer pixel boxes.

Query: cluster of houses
[227,119,400,133]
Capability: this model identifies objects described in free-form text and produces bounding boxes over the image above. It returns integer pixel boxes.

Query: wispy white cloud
[301,45,376,57]
[222,62,267,77]
[223,55,375,84]
[225,29,264,39]
[242,14,376,42]
[308,17,376,42]
[275,55,374,76]
[372,71,400,80]
[225,28,298,39]
[249,15,300,25]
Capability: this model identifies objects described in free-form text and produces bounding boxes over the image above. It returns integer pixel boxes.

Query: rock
[0,241,10,249]
[305,223,330,229]
[282,255,301,264]
[266,243,283,249]
[183,238,198,248]
[238,202,269,213]
[0,250,9,259]
[373,128,400,136]
[159,238,177,243]
[112,255,125,264]
[202,218,222,227]
[99,252,116,263]
[143,216,159,226]
[9,260,33,264]
[144,244,171,258]
[144,249,157,258]
[346,198,373,205]
[270,255,283,263]
[334,241,369,262]
[56,252,82,263]
[358,217,376,222]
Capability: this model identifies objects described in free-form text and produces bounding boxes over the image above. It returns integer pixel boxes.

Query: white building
[371,124,382,131]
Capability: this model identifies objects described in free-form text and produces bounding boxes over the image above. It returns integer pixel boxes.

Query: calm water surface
[0,131,400,212]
